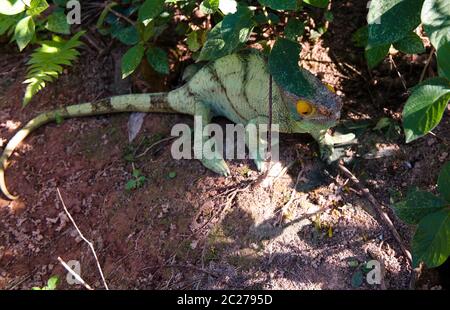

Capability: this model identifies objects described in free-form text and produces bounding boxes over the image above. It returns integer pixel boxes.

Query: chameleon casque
[0,50,344,200]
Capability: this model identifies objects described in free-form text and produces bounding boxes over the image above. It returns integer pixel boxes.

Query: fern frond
[23,31,85,106]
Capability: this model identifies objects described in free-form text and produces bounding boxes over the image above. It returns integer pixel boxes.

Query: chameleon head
[279,74,343,133]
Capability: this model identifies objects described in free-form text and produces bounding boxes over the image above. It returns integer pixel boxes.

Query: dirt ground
[0,1,449,290]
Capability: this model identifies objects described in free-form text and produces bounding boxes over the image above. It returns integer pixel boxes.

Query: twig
[337,164,412,264]
[57,188,109,290]
[136,136,176,158]
[389,55,408,92]
[57,257,93,290]
[419,47,435,83]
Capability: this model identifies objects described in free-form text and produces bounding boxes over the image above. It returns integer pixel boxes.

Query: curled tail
[1,93,176,200]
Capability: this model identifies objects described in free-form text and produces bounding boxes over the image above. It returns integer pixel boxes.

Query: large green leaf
[257,0,298,10]
[437,41,450,80]
[198,5,254,61]
[138,0,165,25]
[0,0,25,15]
[412,210,450,268]
[121,43,144,79]
[146,47,169,75]
[422,0,450,50]
[402,77,450,143]
[303,0,330,9]
[367,0,424,46]
[393,32,425,54]
[14,15,35,51]
[438,162,450,202]
[393,190,447,224]
[268,38,318,100]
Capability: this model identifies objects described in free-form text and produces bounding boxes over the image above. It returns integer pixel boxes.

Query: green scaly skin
[0,50,344,200]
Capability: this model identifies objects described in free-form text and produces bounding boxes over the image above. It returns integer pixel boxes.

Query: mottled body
[0,50,344,199]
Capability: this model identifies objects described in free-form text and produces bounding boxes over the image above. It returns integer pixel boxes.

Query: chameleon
[0,50,346,200]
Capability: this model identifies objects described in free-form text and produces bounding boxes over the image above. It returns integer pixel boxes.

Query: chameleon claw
[200,158,231,176]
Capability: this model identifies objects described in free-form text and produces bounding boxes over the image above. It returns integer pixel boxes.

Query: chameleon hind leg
[194,102,231,176]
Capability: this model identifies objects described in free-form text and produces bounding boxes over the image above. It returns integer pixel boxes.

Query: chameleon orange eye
[296,100,314,116]
[325,83,336,93]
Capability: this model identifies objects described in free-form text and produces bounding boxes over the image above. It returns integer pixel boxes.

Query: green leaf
[125,179,137,191]
[438,162,450,202]
[352,26,368,48]
[146,47,169,75]
[198,5,254,61]
[31,287,42,290]
[26,0,48,16]
[46,275,59,290]
[412,210,450,268]
[284,18,304,41]
[402,77,450,143]
[121,43,144,79]
[351,270,364,288]
[367,0,424,46]
[365,43,390,69]
[45,10,70,34]
[393,190,447,224]
[437,41,450,80]
[0,12,22,36]
[268,38,317,100]
[200,0,219,14]
[0,0,26,15]
[421,0,450,50]
[14,15,35,51]
[393,32,425,54]
[111,25,139,46]
[303,0,330,9]
[138,0,165,25]
[186,31,201,52]
[258,0,298,10]
[168,171,177,179]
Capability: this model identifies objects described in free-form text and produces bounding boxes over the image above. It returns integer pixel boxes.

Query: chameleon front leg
[194,102,231,176]
[310,130,335,163]
[245,116,276,172]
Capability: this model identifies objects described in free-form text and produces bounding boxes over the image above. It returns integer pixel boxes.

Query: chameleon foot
[200,158,231,176]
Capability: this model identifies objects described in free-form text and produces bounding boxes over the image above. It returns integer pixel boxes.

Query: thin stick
[57,257,93,290]
[337,164,412,264]
[136,136,176,158]
[389,55,408,92]
[419,47,435,83]
[57,188,109,290]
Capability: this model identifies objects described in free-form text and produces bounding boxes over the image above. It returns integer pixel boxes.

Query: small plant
[32,275,59,290]
[361,0,450,143]
[125,168,147,191]
[0,0,85,105]
[347,258,377,288]
[393,161,450,268]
